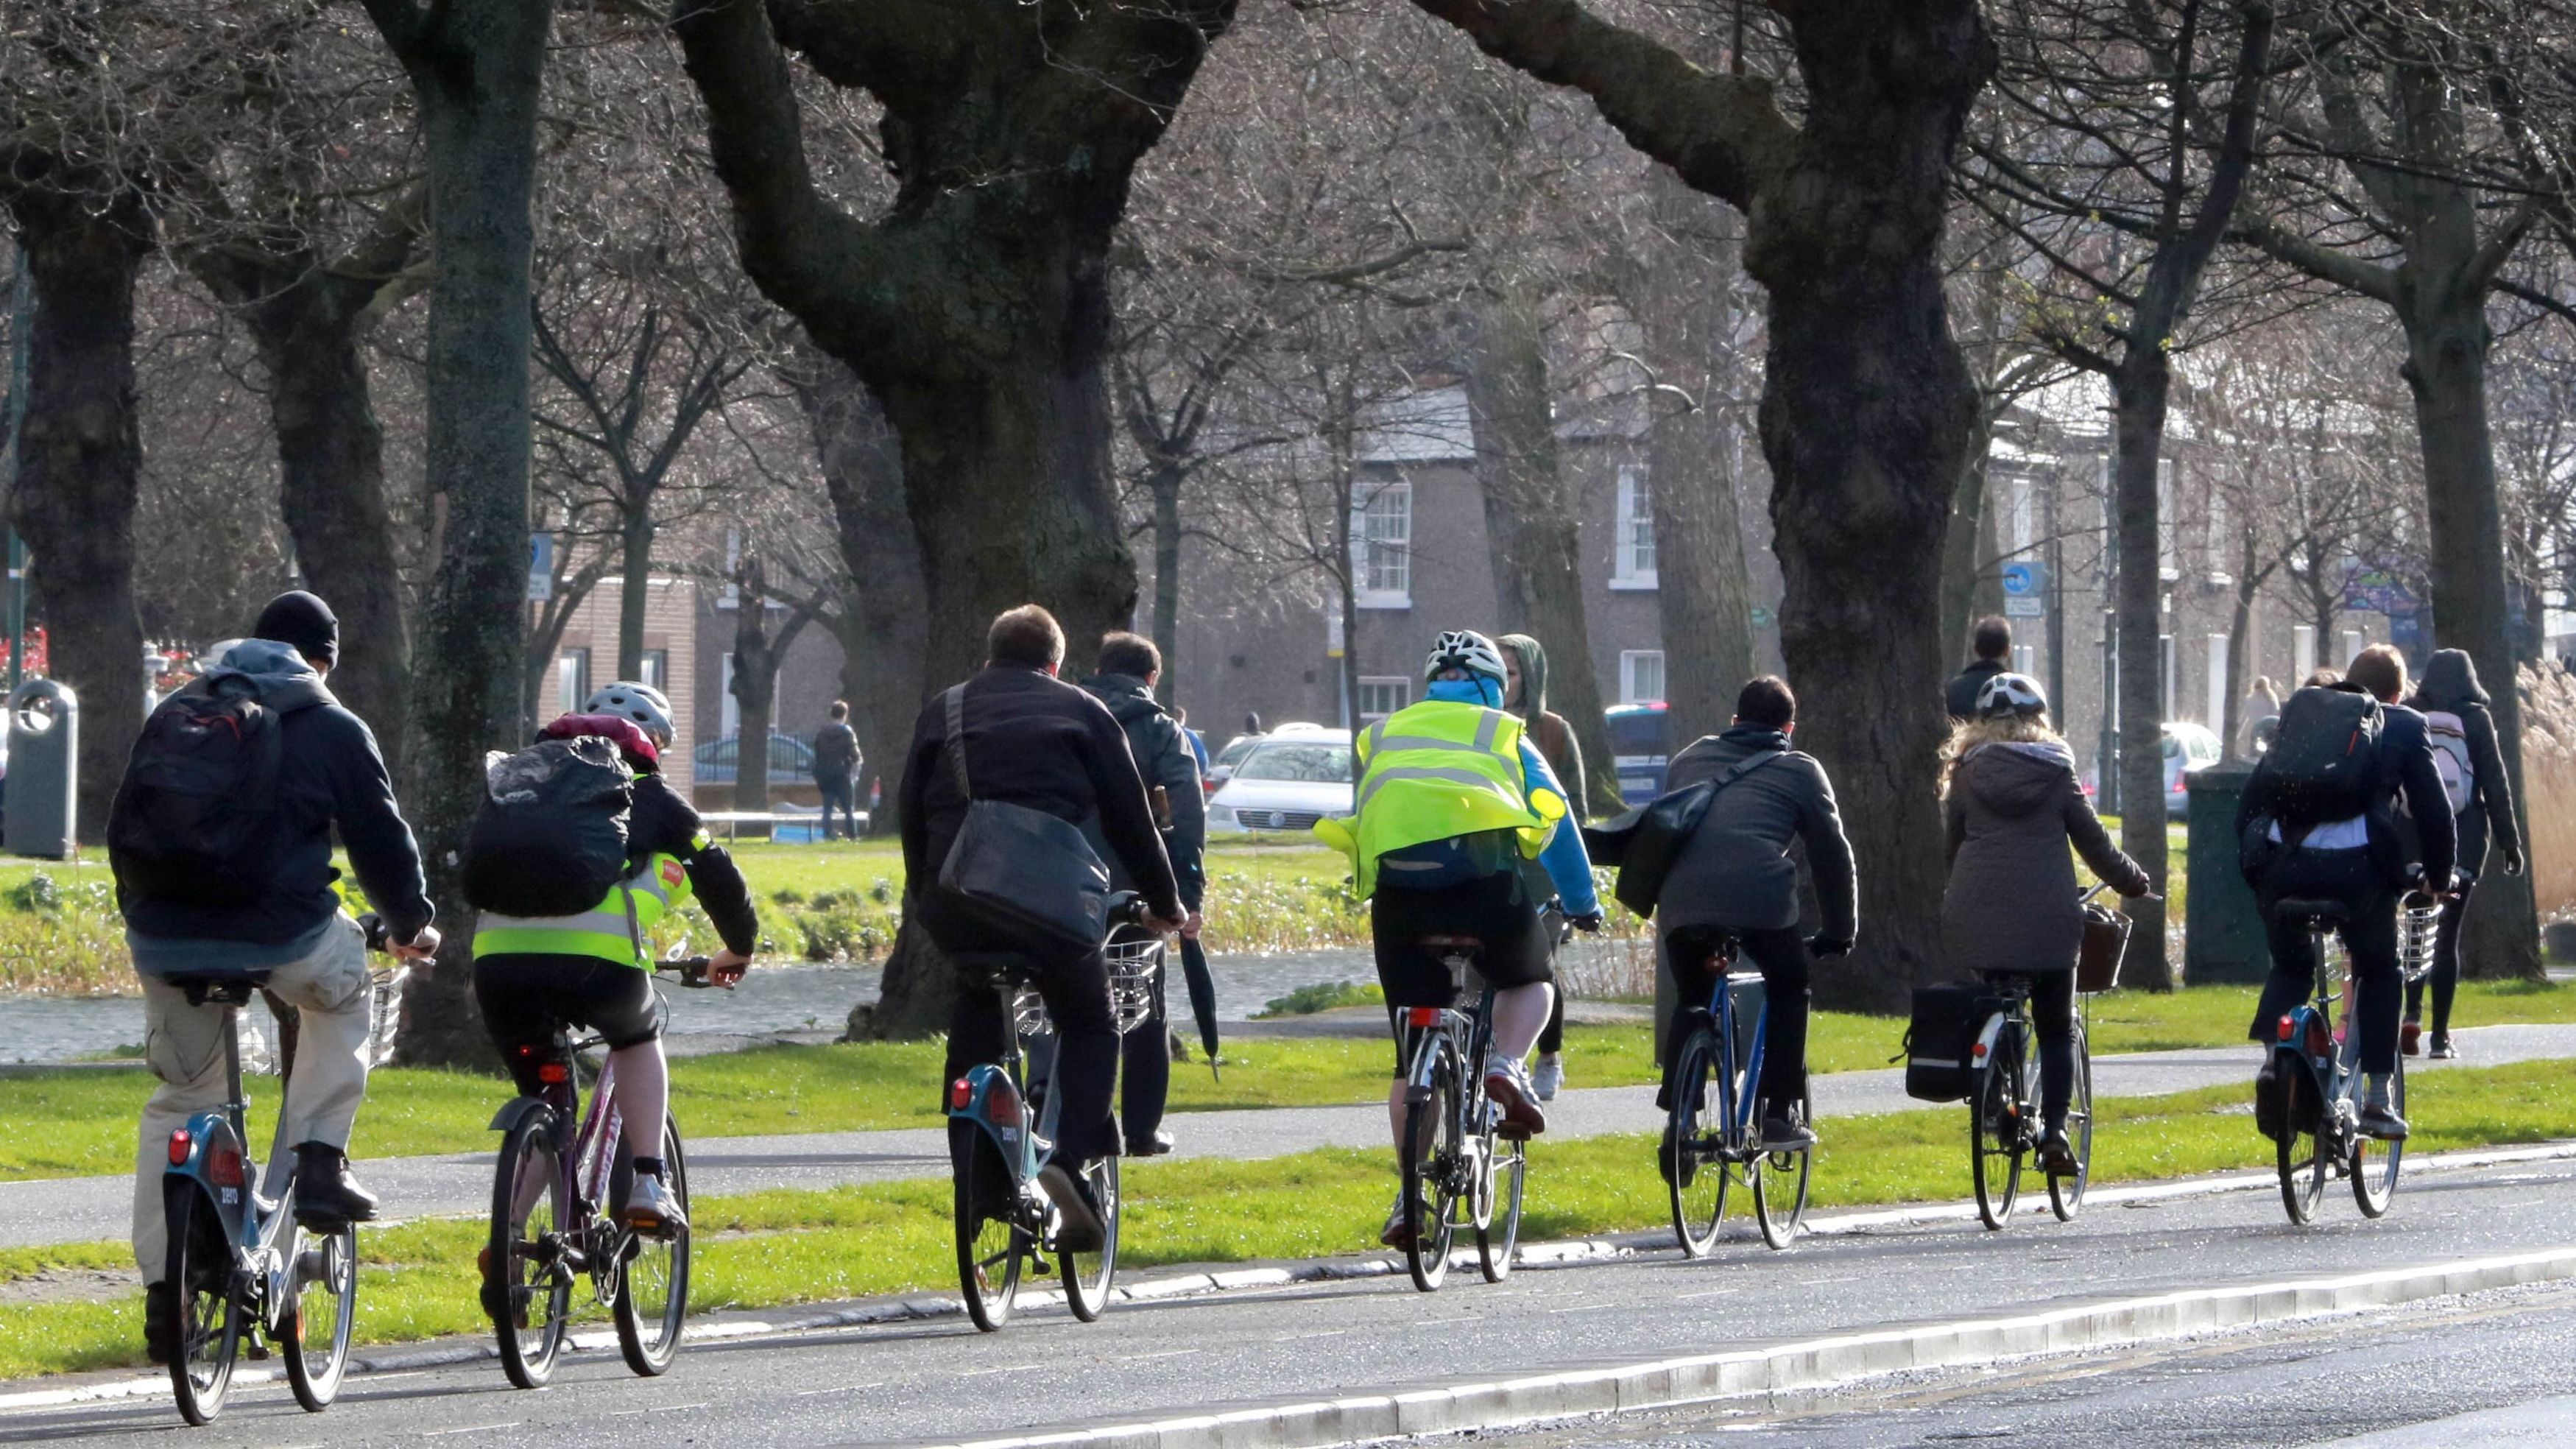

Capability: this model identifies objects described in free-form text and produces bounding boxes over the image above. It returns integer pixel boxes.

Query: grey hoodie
[121,639,433,967]
[1941,740,2145,975]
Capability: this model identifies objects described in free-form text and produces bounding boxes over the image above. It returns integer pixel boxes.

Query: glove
[1806,935,1852,957]
[2504,846,2527,878]
[1570,911,1606,934]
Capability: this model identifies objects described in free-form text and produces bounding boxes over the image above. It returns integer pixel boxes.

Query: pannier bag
[463,736,636,918]
[2075,901,2133,993]
[1903,982,2000,1103]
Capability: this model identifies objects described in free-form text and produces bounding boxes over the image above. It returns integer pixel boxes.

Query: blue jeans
[816,775,858,839]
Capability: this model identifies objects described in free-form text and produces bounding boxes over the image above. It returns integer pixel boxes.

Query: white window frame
[1355,676,1411,723]
[1352,478,1412,608]
[1620,649,1665,705]
[2157,458,2181,582]
[1611,464,1657,589]
[720,654,741,739]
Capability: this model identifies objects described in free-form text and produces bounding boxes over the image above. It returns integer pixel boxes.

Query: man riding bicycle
[1314,630,1602,1249]
[471,685,759,1238]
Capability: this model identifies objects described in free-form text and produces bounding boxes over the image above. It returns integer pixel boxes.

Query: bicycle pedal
[1029,1255,1054,1278]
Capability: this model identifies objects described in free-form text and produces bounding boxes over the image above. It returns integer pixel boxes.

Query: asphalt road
[7,1148,2573,1448]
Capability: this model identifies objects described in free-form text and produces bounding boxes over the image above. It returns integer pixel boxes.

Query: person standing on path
[2404,649,2523,1059]
[2240,676,2283,757]
[1079,632,1208,1156]
[1498,633,1587,1101]
[1946,616,2013,722]
[812,700,861,840]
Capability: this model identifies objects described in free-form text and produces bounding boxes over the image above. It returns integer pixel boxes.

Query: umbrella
[1176,931,1221,1080]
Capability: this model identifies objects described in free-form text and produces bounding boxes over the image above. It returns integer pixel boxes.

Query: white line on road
[1676,1287,1743,1300]
[1129,1350,1201,1361]
[1546,1302,1622,1315]
[420,1423,522,1438]
[794,1383,885,1397]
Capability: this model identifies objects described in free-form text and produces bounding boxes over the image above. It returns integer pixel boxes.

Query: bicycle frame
[948,987,1060,1190]
[1696,965,1771,1164]
[163,989,303,1331]
[2273,926,2366,1142]
[494,1038,634,1295]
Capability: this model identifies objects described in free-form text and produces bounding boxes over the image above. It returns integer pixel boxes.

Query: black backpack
[2262,686,2382,830]
[462,736,636,918]
[107,680,297,908]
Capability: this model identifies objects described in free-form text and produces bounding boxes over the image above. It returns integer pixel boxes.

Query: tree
[1402,0,1997,1008]
[722,550,818,813]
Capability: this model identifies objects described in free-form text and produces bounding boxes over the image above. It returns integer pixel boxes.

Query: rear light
[948,1077,973,1111]
[987,1085,1022,1129]
[167,1129,192,1166]
[1971,1040,1989,1061]
[537,1063,569,1085]
[2278,1015,2296,1042]
[208,1142,245,1188]
[1405,1007,1440,1028]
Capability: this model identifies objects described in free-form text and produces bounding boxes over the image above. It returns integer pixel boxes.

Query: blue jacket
[1414,676,1601,917]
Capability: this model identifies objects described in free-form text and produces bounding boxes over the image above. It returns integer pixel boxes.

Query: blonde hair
[1941,713,2066,796]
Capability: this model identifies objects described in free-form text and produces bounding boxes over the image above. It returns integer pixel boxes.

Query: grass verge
[3,1059,2566,1381]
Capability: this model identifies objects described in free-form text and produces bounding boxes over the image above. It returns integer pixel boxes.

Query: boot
[292,1142,380,1227]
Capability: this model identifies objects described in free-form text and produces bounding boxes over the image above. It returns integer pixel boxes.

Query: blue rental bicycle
[159,914,407,1425]
[2268,889,2427,1224]
[1660,931,1813,1255]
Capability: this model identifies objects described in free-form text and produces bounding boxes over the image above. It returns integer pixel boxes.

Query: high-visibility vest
[473,847,696,968]
[1313,699,1562,899]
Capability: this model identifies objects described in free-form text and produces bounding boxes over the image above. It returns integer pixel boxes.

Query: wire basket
[365,965,412,1068]
[2399,900,2441,984]
[1008,938,1166,1040]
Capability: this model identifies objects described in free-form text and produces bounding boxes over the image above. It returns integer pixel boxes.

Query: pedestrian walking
[2403,649,2523,1059]
[1946,616,2012,722]
[813,700,861,840]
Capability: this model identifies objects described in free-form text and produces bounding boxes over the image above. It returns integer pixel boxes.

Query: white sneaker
[1483,1057,1547,1138]
[1531,1054,1564,1101]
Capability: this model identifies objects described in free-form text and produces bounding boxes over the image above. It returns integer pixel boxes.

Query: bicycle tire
[2352,1057,2404,1219]
[163,1180,240,1426]
[1970,1034,2027,1230]
[1063,1154,1121,1321]
[2276,1056,2329,1225]
[1400,1036,1460,1291]
[1664,1031,1729,1258]
[1754,1079,1813,1250]
[488,1112,573,1389]
[955,1130,1023,1331]
[615,1117,691,1375]
[281,1221,357,1412]
[1477,1136,1525,1282]
[2049,1023,2094,1222]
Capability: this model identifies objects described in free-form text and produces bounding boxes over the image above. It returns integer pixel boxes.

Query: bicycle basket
[1106,938,1165,1036]
[366,965,411,1068]
[2075,903,2131,994]
[2399,900,2439,984]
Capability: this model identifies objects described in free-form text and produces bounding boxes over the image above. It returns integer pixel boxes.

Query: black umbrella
[1176,932,1221,1080]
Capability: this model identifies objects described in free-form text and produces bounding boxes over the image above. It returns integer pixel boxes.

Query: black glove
[2504,846,2527,878]
[1570,911,1606,934]
[1806,935,1852,957]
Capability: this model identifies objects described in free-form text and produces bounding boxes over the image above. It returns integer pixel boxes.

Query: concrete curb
[913,1246,2576,1449]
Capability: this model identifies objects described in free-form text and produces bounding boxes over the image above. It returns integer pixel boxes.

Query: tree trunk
[1464,284,1623,817]
[847,916,958,1043]
[2111,358,2174,989]
[5,186,151,845]
[369,0,551,1068]
[618,502,653,682]
[1148,458,1185,705]
[1938,420,1993,667]
[1645,398,1754,743]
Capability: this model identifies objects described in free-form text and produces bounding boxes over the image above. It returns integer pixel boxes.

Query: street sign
[528,534,553,602]
[2005,596,2045,618]
[2000,561,2043,596]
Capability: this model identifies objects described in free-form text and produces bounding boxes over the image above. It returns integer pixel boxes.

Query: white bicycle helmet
[1975,671,2050,719]
[584,680,676,747]
[1425,630,1508,688]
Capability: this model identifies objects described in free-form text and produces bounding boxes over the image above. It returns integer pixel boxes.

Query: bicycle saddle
[1416,934,1483,952]
[163,974,270,1007]
[2270,897,2349,926]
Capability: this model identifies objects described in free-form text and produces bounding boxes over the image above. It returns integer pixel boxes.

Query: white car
[2163,721,2223,816]
[1206,730,1354,835]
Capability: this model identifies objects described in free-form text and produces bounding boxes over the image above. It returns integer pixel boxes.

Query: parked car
[1207,729,1354,834]
[693,730,819,788]
[1204,732,1265,796]
[1606,701,1672,806]
[2162,721,2223,817]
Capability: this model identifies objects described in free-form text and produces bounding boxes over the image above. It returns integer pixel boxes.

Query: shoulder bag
[934,685,1113,953]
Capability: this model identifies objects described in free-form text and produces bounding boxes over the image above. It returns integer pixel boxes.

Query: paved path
[7,1022,2572,1251]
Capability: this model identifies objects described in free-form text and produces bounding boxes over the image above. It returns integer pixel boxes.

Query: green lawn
[6,1058,2569,1381]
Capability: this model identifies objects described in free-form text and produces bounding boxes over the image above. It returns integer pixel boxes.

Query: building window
[555,647,589,716]
[639,649,668,693]
[1620,649,1665,704]
[720,654,740,739]
[1612,464,1656,588]
[1354,479,1412,607]
[1356,677,1411,722]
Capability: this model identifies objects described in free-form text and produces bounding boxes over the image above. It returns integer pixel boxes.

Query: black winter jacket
[627,772,760,956]
[1079,673,1205,910]
[2409,648,2521,876]
[1655,725,1857,941]
[2236,683,2457,894]
[1942,740,2148,975]
[1947,660,2009,722]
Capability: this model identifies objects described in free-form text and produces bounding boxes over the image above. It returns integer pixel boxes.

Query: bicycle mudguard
[164,1112,251,1245]
[1970,1010,2013,1071]
[488,1095,557,1135]
[948,1064,1033,1174]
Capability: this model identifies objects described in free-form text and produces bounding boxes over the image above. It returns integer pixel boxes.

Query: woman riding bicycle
[1939,674,2149,1177]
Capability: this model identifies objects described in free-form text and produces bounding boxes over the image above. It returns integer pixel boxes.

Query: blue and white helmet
[1975,672,2050,719]
[1425,630,1508,689]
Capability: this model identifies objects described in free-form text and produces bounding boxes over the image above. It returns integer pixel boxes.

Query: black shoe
[2037,1130,2079,1177]
[1126,1129,1175,1157]
[292,1142,380,1227]
[1036,1163,1107,1253]
[2358,1101,2410,1141]
[1658,1124,1697,1188]
[1759,1112,1817,1152]
[144,1280,174,1366]
[2428,1035,2459,1061]
[2401,1018,2423,1057]
[2253,1058,2285,1142]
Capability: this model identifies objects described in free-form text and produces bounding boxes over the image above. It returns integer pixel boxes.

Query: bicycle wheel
[487,1112,573,1389]
[2352,1057,2404,1219]
[163,1181,241,1425]
[1477,1136,1525,1283]
[281,1221,357,1411]
[615,1118,691,1375]
[1062,1155,1121,1322]
[2049,1023,2094,1222]
[2276,1056,2329,1225]
[1969,1036,2028,1230]
[1754,1079,1813,1250]
[1664,1031,1731,1258]
[1400,1037,1461,1291]
[954,1129,1023,1332]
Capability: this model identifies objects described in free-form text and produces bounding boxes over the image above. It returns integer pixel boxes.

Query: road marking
[612,1402,710,1416]
[1677,1287,1743,1300]
[1414,1315,1477,1327]
[795,1383,885,1397]
[1277,1330,1346,1342]
[420,1424,521,1438]
[1129,1349,1200,1361]
[1548,1302,1622,1315]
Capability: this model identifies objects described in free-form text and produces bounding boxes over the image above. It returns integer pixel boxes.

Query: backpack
[2421,708,2473,815]
[1903,983,2003,1103]
[107,680,298,909]
[2260,686,2382,831]
[812,722,857,778]
[462,736,637,918]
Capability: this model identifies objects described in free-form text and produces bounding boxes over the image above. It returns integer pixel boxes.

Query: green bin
[2184,763,2268,984]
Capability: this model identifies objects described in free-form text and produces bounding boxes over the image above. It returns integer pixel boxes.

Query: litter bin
[4,678,77,859]
[2184,761,2267,984]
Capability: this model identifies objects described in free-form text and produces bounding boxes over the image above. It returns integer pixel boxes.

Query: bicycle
[1661,931,1813,1255]
[1963,884,2123,1230]
[948,895,1165,1331]
[482,950,716,1389]
[158,914,409,1425]
[2268,892,2416,1224]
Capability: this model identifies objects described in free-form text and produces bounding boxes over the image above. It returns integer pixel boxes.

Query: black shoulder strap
[942,684,973,802]
[1712,750,1785,794]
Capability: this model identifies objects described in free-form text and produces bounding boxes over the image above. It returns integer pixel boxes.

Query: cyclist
[1939,674,2150,1174]
[2402,649,2522,1059]
[1650,676,1854,1157]
[471,685,759,1238]
[111,593,440,1364]
[1497,633,1587,1102]
[1313,629,1601,1249]
[2241,649,2454,1141]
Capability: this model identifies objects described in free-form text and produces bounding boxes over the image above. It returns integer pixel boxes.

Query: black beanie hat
[252,590,339,668]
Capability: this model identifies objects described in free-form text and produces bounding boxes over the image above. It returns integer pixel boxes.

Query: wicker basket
[2075,903,2131,994]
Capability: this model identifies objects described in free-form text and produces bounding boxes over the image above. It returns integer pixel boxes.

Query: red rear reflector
[167,1129,192,1166]
[948,1078,973,1111]
[988,1087,1022,1129]
[1971,1040,1988,1060]
[1405,1007,1440,1028]
[2278,1015,2296,1041]
[537,1063,569,1085]
[208,1144,245,1189]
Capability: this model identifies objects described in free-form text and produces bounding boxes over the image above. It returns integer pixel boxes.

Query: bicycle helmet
[538,712,660,772]
[1975,671,2050,719]
[1424,630,1508,688]
[583,680,676,748]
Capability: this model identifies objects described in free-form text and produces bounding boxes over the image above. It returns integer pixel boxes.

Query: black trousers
[1118,946,1172,1144]
[922,895,1121,1169]
[1537,984,1567,1056]
[1983,969,2075,1132]
[2404,876,2473,1039]
[2251,850,2402,1076]
[1659,924,1809,1111]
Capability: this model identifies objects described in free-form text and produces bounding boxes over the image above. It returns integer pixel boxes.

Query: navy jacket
[2237,685,2456,894]
[1078,673,1206,911]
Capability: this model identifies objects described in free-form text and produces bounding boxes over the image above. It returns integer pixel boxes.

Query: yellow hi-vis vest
[1312,699,1562,899]
[473,847,698,968]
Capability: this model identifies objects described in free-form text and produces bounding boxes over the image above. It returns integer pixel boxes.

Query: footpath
[7,1021,2573,1251]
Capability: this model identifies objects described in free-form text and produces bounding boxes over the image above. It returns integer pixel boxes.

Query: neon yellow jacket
[1313,699,1563,899]
[473,848,696,968]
